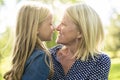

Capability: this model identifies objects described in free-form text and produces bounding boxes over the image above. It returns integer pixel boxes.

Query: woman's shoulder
[96,52,111,63]
[86,52,111,69]
[93,52,111,70]
[88,52,111,79]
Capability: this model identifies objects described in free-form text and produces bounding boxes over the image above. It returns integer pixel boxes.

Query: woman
[50,3,111,80]
[4,1,54,80]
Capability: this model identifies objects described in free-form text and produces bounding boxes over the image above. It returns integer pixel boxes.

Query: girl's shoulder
[50,44,63,54]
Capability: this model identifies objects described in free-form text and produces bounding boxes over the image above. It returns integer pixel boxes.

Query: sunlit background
[0,0,120,80]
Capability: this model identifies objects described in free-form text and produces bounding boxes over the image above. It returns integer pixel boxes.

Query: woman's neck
[63,42,78,55]
[57,44,77,75]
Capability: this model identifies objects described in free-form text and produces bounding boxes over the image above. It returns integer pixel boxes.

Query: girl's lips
[58,35,61,38]
[58,33,61,36]
[58,33,63,37]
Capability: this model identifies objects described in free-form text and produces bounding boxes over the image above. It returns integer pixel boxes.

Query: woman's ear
[77,32,82,38]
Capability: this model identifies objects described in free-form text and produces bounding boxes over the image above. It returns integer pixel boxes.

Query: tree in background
[0,27,13,58]
[105,11,120,58]
[0,0,4,5]
[0,27,13,79]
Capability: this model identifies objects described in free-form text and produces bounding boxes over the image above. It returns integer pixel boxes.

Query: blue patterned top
[50,45,111,80]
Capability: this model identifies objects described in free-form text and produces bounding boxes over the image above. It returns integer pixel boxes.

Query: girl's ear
[37,27,40,34]
[37,30,39,34]
[37,31,39,35]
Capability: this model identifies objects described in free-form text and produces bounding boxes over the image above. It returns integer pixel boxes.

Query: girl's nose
[51,24,55,31]
[56,24,61,31]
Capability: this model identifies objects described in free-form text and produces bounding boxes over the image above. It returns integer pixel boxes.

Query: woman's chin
[56,39,61,44]
[57,40,66,44]
[56,37,64,44]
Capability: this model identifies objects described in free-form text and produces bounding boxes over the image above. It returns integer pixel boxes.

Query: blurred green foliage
[0,27,13,58]
[109,63,120,80]
[104,14,120,58]
[0,0,4,5]
[0,27,13,80]
[46,31,57,48]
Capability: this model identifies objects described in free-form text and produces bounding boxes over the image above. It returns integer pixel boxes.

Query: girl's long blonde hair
[4,1,54,80]
[65,3,104,61]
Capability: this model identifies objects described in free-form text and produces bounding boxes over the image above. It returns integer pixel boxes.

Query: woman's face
[56,15,81,45]
[37,14,54,41]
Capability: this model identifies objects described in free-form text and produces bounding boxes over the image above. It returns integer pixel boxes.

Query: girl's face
[37,14,54,41]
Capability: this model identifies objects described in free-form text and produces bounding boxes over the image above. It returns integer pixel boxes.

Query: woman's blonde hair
[4,1,53,80]
[65,3,104,61]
